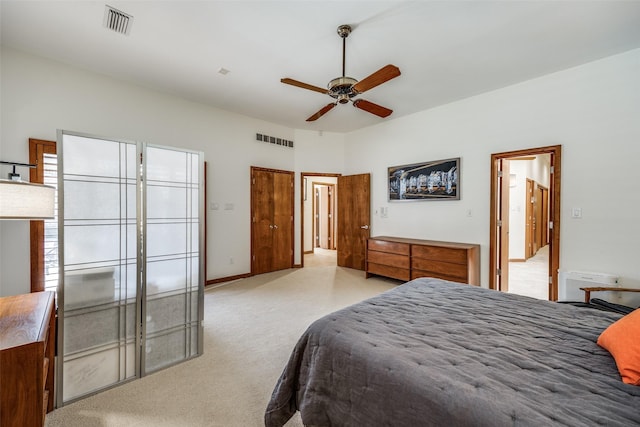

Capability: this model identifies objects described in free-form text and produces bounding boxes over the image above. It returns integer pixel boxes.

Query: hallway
[508,245,549,300]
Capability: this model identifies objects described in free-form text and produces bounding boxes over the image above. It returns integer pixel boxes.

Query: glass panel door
[58,131,139,404]
[143,145,203,373]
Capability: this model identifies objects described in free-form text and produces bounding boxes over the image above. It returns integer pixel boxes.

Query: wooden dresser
[366,236,480,285]
[0,291,56,427]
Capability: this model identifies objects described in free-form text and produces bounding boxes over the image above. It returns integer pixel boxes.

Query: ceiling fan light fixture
[337,94,350,104]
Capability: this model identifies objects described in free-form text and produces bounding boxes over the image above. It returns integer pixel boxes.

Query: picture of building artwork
[388,158,459,201]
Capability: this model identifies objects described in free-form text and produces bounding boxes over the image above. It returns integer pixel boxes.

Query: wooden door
[337,173,370,270]
[535,186,544,251]
[318,186,330,249]
[327,184,335,250]
[252,169,274,275]
[251,167,293,275]
[541,187,549,246]
[525,179,534,259]
[272,171,294,270]
[492,159,510,292]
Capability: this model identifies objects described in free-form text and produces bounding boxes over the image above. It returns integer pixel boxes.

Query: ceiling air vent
[103,5,133,35]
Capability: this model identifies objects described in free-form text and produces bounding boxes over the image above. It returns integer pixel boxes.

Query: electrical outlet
[229,257,234,265]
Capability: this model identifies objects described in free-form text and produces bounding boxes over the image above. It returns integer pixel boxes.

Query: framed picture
[388,157,460,201]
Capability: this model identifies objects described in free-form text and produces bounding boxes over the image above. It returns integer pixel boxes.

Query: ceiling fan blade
[306,103,337,121]
[353,99,393,118]
[281,78,328,95]
[352,64,401,94]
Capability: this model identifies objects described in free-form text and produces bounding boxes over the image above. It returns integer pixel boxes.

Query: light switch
[571,207,582,218]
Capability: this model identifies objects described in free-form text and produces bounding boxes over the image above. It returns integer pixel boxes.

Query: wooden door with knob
[251,167,294,275]
[337,173,371,270]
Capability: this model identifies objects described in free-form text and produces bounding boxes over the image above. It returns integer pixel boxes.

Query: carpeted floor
[45,256,397,426]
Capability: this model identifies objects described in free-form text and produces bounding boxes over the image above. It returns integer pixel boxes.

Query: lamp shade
[0,179,55,219]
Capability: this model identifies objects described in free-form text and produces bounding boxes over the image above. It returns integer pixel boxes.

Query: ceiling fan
[281,24,401,122]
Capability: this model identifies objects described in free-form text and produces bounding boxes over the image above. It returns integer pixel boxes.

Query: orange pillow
[597,308,640,385]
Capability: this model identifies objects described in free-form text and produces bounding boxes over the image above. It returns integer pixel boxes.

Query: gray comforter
[265,278,640,427]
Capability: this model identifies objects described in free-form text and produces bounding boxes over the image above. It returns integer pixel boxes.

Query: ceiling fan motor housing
[328,76,358,103]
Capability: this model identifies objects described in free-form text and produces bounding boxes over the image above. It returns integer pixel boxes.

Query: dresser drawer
[367,250,409,269]
[411,270,467,284]
[411,258,468,281]
[368,239,410,255]
[367,263,410,281]
[412,245,467,264]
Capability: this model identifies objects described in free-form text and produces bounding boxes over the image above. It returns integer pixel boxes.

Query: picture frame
[388,157,460,201]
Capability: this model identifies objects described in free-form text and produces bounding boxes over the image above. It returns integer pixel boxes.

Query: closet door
[271,171,293,270]
[143,145,203,373]
[251,168,275,275]
[58,131,139,405]
[250,167,293,274]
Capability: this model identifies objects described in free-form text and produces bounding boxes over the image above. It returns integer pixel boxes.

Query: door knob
[360,225,369,230]
[273,225,279,229]
[269,225,274,229]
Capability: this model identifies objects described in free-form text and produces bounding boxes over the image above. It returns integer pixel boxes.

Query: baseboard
[293,263,302,268]
[509,258,526,263]
[206,273,251,286]
[303,250,313,254]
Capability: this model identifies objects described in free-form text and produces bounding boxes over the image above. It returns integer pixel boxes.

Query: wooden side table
[580,287,640,303]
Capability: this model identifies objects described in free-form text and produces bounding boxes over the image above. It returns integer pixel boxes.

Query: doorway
[313,182,336,250]
[490,145,561,301]
[300,172,371,270]
[301,173,339,267]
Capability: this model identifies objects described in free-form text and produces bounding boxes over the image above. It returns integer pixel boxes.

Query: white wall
[0,47,346,295]
[345,48,640,303]
[3,46,640,306]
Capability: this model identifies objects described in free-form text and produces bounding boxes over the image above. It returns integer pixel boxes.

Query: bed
[265,278,640,427]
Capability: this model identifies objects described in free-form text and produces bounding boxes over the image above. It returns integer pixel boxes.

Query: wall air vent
[104,5,133,35]
[256,133,294,148]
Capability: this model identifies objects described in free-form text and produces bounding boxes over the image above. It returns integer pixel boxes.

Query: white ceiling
[2,1,640,133]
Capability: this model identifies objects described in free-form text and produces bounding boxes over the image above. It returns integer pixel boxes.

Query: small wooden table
[580,287,640,303]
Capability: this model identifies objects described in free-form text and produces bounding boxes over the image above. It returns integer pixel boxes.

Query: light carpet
[45,262,397,427]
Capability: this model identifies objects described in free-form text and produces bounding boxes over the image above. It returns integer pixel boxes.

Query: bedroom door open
[490,145,561,301]
[337,173,371,270]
